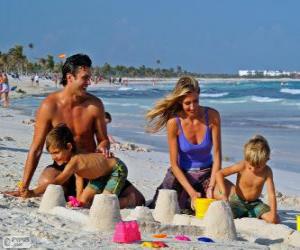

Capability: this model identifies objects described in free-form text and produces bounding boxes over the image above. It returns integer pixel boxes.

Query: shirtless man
[12,54,145,206]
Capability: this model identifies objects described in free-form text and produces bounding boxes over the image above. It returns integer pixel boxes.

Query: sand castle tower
[153,189,180,224]
[203,200,237,240]
[86,194,121,231]
[38,184,66,213]
[126,206,155,222]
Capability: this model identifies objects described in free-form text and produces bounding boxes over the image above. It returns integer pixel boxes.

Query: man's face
[69,66,92,91]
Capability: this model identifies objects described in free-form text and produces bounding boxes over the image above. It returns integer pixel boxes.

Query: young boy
[22,124,131,208]
[105,111,117,144]
[216,135,279,224]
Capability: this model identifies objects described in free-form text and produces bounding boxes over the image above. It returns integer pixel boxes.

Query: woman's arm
[207,108,222,197]
[167,118,200,207]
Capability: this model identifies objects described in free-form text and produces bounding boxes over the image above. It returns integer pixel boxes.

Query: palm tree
[7,45,26,74]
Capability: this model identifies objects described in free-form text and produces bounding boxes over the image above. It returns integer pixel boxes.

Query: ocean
[12,80,300,174]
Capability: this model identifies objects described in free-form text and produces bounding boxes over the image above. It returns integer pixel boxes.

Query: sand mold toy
[175,235,191,241]
[113,220,141,243]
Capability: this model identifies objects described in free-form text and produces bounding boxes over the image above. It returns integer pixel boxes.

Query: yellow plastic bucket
[195,198,215,219]
[297,215,300,231]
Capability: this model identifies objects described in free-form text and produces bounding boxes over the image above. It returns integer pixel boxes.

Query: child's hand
[220,194,228,202]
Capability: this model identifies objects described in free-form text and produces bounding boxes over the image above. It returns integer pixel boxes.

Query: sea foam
[280,88,300,95]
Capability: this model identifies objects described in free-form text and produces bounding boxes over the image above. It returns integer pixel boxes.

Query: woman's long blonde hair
[146,76,200,133]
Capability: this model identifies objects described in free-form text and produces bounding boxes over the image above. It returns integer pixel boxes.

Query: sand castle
[38,184,66,213]
[203,200,237,240]
[153,189,180,224]
[35,187,299,248]
[125,206,155,222]
[85,194,121,232]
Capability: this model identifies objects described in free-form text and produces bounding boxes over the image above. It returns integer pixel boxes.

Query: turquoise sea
[12,80,300,174]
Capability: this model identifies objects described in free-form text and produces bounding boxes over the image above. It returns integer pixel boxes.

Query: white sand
[0,78,300,248]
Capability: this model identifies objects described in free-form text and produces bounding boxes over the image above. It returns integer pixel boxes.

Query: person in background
[105,111,117,144]
[0,73,10,107]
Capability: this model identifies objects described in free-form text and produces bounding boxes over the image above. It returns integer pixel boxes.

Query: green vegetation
[2,44,297,79]
[0,45,199,78]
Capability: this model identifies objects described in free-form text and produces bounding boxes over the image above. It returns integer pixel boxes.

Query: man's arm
[215,161,244,200]
[21,100,54,192]
[265,167,278,223]
[93,98,110,157]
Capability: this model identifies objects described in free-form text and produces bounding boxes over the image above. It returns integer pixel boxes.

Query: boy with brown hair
[21,124,139,208]
[216,135,279,224]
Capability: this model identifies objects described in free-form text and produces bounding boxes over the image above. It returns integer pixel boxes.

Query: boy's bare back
[235,160,271,201]
[71,153,116,180]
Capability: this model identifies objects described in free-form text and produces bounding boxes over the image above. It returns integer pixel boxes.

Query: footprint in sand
[3,136,15,142]
[1,114,14,117]
[22,119,35,125]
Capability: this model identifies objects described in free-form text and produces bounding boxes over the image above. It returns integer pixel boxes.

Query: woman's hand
[190,191,201,210]
[206,186,214,198]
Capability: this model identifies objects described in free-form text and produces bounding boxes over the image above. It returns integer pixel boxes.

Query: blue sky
[1,0,300,73]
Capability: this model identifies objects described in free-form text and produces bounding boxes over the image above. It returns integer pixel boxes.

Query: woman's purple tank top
[176,107,213,171]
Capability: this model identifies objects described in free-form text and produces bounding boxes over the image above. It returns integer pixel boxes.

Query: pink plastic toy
[113,220,141,243]
[175,235,191,241]
[67,196,83,207]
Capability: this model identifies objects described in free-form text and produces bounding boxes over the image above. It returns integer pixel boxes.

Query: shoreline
[4,77,300,195]
[8,75,300,94]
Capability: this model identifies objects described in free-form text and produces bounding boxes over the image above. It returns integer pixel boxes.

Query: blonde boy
[22,124,133,208]
[216,135,279,224]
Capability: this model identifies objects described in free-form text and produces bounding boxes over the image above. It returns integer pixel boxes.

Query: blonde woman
[146,76,233,211]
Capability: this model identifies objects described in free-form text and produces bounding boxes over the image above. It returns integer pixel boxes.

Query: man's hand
[3,190,22,197]
[20,189,35,198]
[96,146,112,158]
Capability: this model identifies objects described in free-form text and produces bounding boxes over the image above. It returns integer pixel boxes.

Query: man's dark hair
[60,54,92,86]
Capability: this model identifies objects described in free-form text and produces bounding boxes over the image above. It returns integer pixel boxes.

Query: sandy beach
[0,77,300,249]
